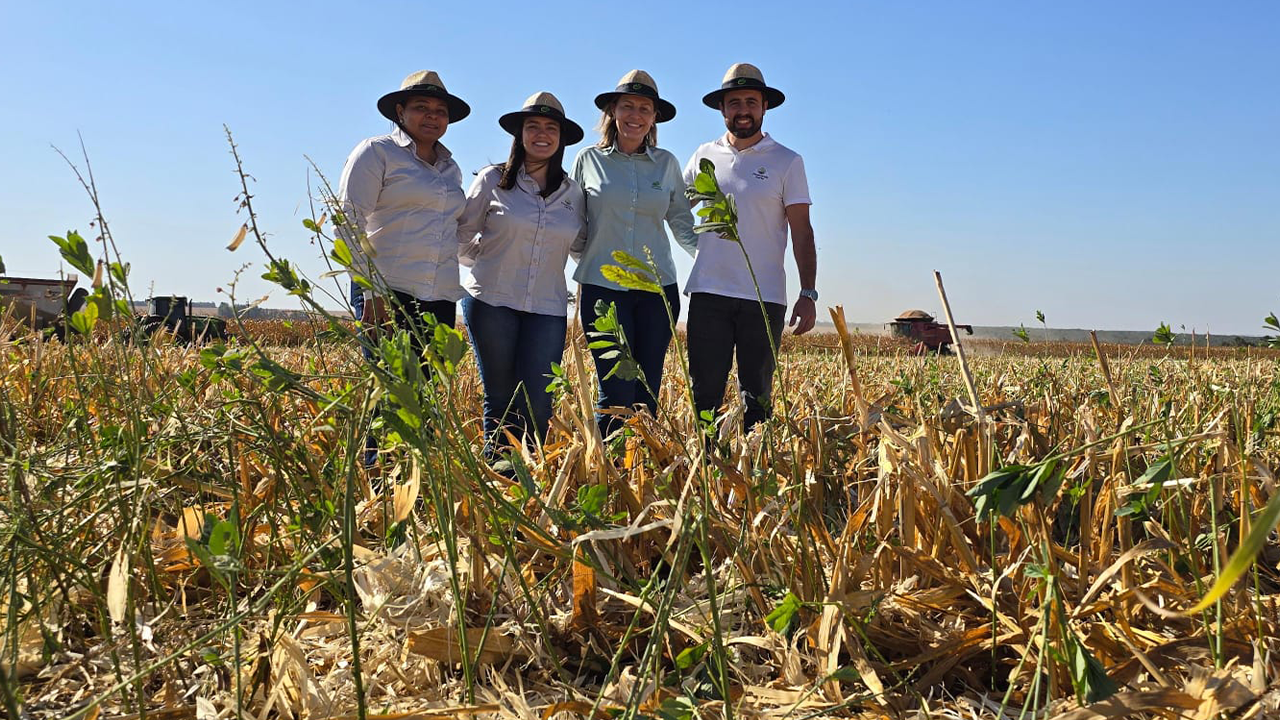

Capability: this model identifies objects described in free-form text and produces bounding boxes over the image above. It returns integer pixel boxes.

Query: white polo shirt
[682,133,810,305]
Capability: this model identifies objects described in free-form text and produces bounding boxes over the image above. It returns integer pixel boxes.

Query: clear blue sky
[2,1,1276,334]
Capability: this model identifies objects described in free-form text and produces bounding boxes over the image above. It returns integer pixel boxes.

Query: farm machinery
[889,309,972,354]
[0,275,87,340]
[132,295,228,344]
[0,278,226,344]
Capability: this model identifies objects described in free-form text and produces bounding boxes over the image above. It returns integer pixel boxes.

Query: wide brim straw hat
[377,70,471,123]
[702,63,786,110]
[593,70,677,123]
[498,92,585,146]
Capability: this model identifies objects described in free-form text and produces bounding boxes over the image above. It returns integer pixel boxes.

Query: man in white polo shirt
[683,63,817,432]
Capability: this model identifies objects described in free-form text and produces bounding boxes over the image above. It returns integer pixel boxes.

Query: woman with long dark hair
[570,70,698,438]
[458,92,586,452]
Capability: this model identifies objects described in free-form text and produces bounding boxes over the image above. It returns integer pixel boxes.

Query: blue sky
[2,1,1276,334]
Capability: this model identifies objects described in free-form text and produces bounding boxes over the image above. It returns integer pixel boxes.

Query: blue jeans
[462,296,567,449]
[579,283,680,437]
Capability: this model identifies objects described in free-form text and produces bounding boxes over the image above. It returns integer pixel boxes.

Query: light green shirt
[570,144,698,290]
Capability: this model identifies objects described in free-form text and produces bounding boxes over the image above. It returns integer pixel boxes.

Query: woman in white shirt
[458,92,586,450]
[338,70,470,360]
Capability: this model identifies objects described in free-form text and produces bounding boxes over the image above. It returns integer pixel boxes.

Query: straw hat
[593,70,677,123]
[377,70,471,124]
[498,92,585,146]
[702,63,786,110]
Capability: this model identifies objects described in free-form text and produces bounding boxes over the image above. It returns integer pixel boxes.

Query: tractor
[888,309,972,354]
[134,296,228,344]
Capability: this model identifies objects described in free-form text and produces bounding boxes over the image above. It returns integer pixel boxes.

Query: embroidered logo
[752,166,769,180]
[561,199,573,210]
[650,180,662,190]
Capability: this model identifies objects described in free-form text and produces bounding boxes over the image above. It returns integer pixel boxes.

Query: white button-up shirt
[459,165,586,316]
[337,128,466,302]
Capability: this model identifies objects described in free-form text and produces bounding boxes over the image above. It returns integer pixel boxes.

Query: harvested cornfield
[4,307,1280,719]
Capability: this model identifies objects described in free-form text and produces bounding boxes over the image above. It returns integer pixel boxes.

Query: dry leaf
[407,627,526,666]
[107,545,130,623]
[227,223,248,251]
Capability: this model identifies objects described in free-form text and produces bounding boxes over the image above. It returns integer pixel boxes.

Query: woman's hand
[361,295,392,340]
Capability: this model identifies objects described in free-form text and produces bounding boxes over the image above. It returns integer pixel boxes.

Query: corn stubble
[3,316,1280,720]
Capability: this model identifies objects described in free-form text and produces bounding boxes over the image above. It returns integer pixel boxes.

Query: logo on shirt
[561,199,573,210]
[650,180,663,190]
[752,166,769,180]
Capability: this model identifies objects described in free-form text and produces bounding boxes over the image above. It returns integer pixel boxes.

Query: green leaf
[1012,325,1030,343]
[430,322,468,374]
[698,157,716,178]
[610,250,650,271]
[694,171,717,194]
[0,254,6,274]
[50,231,96,277]
[330,238,354,268]
[1152,322,1176,346]
[675,640,709,670]
[207,520,238,556]
[765,591,802,634]
[1035,310,1046,324]
[1185,484,1280,614]
[600,264,661,293]
[68,301,99,335]
[577,484,608,517]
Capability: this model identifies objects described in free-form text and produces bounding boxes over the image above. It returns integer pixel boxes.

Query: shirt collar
[601,142,654,159]
[515,166,542,194]
[392,127,453,163]
[716,131,775,154]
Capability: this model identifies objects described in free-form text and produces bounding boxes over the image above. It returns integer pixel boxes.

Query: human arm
[457,167,496,267]
[786,202,817,335]
[666,156,698,256]
[335,140,384,282]
[569,181,588,263]
[568,150,589,260]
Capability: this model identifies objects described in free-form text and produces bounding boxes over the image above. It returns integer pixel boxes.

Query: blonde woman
[570,70,697,437]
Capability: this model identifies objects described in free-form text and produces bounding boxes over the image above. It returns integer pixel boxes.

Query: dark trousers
[359,289,455,368]
[359,291,455,467]
[461,296,567,449]
[580,283,680,437]
[687,292,785,431]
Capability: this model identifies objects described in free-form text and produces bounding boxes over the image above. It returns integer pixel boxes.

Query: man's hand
[789,295,816,335]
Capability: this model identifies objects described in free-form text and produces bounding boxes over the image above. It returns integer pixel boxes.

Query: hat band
[522,104,564,119]
[721,77,767,91]
[614,82,659,100]
[405,83,445,93]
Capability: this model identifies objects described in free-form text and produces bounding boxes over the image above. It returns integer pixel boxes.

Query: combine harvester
[0,275,85,339]
[888,309,973,355]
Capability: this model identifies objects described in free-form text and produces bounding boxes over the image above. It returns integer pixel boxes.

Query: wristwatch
[799,288,819,302]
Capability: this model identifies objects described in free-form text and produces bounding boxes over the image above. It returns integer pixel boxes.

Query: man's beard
[726,114,761,139]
